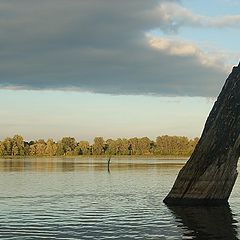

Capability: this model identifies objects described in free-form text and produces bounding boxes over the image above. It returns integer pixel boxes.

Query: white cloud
[158,2,240,30]
[148,37,229,72]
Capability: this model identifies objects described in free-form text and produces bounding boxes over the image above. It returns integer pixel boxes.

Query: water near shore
[0,157,239,239]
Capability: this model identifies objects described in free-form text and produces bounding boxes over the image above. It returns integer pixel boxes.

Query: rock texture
[164,63,240,205]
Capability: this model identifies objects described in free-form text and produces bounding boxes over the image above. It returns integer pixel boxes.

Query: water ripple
[0,159,239,239]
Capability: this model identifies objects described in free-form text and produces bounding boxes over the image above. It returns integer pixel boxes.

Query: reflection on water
[0,158,185,172]
[0,157,239,239]
[168,205,238,240]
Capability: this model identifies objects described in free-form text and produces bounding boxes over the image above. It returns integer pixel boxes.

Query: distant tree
[24,142,30,156]
[29,139,46,156]
[105,139,117,155]
[45,139,57,156]
[138,137,151,155]
[155,135,171,155]
[56,142,65,156]
[29,143,37,156]
[57,137,76,156]
[0,135,200,157]
[175,136,189,155]
[78,141,90,155]
[92,137,105,155]
[154,135,198,156]
[37,140,47,155]
[127,137,152,155]
[129,137,140,155]
[0,142,4,156]
[12,135,25,156]
[73,145,81,155]
[119,138,130,155]
[3,137,13,156]
[105,138,131,155]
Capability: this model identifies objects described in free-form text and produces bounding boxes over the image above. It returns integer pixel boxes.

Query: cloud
[148,37,228,71]
[0,0,237,97]
[158,2,240,30]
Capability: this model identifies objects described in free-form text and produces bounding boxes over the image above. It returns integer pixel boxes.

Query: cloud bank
[0,0,238,97]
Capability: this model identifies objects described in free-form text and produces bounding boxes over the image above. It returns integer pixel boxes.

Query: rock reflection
[168,205,238,240]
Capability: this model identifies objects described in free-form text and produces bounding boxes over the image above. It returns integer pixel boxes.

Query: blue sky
[178,0,240,59]
[0,0,239,141]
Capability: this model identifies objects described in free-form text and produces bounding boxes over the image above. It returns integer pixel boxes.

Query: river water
[0,157,239,240]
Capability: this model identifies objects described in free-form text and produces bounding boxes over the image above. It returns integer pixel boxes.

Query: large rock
[164,63,240,205]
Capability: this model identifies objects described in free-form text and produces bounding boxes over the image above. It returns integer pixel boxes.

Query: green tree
[0,142,4,156]
[29,139,46,156]
[0,135,199,157]
[92,137,105,155]
[154,135,195,156]
[24,142,30,156]
[129,137,141,155]
[45,139,57,156]
[138,137,151,155]
[105,139,117,155]
[12,135,25,156]
[56,142,65,156]
[57,137,76,156]
[3,137,13,156]
[78,141,90,155]
[115,138,131,155]
[119,138,130,155]
[155,135,171,155]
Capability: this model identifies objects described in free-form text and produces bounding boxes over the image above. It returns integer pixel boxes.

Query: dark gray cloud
[0,0,234,97]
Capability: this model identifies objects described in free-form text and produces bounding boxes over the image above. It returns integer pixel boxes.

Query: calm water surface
[0,157,239,240]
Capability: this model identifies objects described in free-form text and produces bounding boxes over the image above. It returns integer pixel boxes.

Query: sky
[0,0,240,142]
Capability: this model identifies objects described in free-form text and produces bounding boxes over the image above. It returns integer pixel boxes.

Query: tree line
[0,135,199,157]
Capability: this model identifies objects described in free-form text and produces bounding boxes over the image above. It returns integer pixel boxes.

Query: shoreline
[0,155,189,160]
